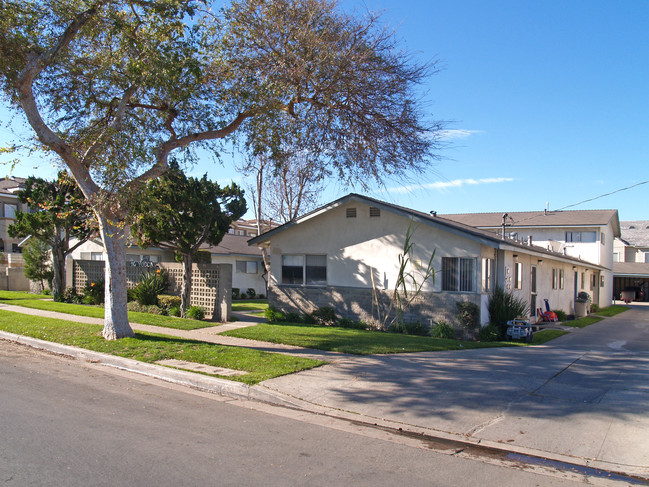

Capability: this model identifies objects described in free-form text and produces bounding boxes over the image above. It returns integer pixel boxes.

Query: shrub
[478,324,502,342]
[387,322,405,334]
[257,294,265,299]
[158,295,181,311]
[488,287,529,338]
[590,304,600,314]
[284,311,302,323]
[456,301,480,330]
[132,269,168,306]
[127,288,137,302]
[338,318,354,328]
[431,320,456,339]
[232,288,240,300]
[168,306,181,317]
[265,306,285,323]
[553,309,567,321]
[302,313,317,325]
[42,289,52,296]
[403,321,427,336]
[185,306,205,320]
[82,280,104,305]
[354,320,369,330]
[246,288,256,299]
[310,306,337,326]
[127,301,163,315]
[57,287,82,304]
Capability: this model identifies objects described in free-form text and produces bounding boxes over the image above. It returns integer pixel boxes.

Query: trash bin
[575,292,590,317]
[575,300,588,318]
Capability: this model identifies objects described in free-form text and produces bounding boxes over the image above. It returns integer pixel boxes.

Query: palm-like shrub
[488,287,529,338]
[132,269,169,306]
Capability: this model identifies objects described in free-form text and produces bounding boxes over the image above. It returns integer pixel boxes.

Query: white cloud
[439,129,484,140]
[388,177,514,194]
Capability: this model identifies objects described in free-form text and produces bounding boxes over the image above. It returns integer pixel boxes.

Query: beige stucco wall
[268,200,484,294]
[260,199,609,324]
[500,226,614,308]
[498,250,596,316]
[211,254,266,296]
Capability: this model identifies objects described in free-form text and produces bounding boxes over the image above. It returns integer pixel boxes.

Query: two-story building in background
[613,221,649,302]
[441,209,620,309]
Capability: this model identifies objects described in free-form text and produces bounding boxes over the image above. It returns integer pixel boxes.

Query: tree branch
[82,84,139,165]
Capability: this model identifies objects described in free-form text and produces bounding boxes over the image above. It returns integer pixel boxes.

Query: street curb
[2,330,647,482]
[0,331,303,409]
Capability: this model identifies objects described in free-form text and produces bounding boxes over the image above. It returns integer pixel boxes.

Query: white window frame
[281,254,327,286]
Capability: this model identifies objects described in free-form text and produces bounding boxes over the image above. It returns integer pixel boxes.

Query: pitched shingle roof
[249,193,608,269]
[619,221,649,247]
[201,234,263,257]
[614,262,649,277]
[0,176,26,194]
[441,209,620,237]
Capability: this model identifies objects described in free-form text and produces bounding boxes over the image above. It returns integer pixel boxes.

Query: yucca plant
[132,269,169,306]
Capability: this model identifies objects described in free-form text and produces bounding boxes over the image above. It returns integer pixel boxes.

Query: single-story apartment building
[249,194,606,328]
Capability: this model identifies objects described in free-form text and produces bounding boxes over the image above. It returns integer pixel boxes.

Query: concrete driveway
[262,305,649,475]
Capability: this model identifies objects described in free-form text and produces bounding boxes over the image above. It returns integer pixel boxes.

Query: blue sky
[1,0,647,220]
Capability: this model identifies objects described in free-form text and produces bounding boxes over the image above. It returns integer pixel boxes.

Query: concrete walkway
[0,303,347,362]
[1,301,648,481]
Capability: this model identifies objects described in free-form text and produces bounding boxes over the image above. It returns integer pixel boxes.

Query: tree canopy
[0,0,443,338]
[8,171,95,297]
[130,165,246,313]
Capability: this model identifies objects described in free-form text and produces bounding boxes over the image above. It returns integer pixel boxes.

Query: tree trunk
[180,252,193,316]
[51,245,66,299]
[98,216,133,340]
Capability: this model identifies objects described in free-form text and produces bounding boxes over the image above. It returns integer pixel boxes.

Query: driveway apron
[262,306,649,473]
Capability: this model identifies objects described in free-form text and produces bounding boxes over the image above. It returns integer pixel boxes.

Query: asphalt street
[0,341,590,487]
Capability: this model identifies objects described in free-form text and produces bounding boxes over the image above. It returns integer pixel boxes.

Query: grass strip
[232,300,269,312]
[0,297,216,331]
[563,316,604,328]
[222,322,522,355]
[593,305,630,317]
[0,291,50,301]
[531,329,569,345]
[0,310,323,385]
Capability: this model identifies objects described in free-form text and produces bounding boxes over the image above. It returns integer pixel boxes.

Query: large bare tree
[0,0,443,339]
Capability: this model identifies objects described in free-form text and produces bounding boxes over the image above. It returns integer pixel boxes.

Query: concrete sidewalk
[1,302,647,481]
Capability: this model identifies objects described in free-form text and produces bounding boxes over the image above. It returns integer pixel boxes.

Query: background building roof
[618,221,649,248]
[441,209,620,237]
[0,176,26,195]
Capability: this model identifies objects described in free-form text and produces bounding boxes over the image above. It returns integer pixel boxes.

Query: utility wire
[552,179,649,212]
[504,179,649,227]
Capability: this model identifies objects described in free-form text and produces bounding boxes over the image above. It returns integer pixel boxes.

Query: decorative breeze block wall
[71,260,231,321]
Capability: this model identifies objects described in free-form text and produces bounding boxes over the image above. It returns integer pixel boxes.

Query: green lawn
[562,316,604,328]
[0,291,50,301]
[232,299,269,312]
[222,322,524,355]
[593,305,630,317]
[0,310,324,384]
[531,329,569,344]
[0,293,215,331]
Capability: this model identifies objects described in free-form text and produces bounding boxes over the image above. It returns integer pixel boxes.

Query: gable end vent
[346,207,357,218]
[369,207,381,218]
